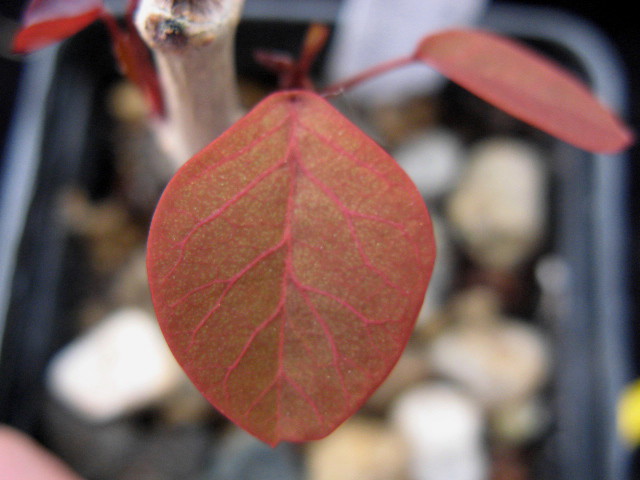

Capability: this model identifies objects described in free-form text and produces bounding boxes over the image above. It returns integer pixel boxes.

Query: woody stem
[134,0,245,169]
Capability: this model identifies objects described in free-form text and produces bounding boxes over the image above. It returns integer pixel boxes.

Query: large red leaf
[415,29,633,153]
[147,90,435,445]
[13,0,104,53]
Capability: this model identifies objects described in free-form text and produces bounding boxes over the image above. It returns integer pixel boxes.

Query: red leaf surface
[147,90,435,445]
[13,0,104,53]
[415,29,633,153]
[110,23,164,117]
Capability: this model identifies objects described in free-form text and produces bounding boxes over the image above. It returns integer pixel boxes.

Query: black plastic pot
[0,2,634,479]
[483,6,633,479]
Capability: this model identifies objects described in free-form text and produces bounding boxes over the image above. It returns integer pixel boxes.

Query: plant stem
[134,0,245,169]
[321,55,416,98]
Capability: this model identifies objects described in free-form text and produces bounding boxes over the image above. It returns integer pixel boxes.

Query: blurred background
[1,1,639,479]
[2,1,637,166]
[0,0,24,163]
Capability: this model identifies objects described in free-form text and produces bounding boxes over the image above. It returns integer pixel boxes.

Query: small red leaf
[147,90,435,445]
[415,29,633,153]
[13,0,104,53]
[110,23,164,116]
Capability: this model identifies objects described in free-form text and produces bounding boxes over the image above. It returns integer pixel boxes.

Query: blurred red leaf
[147,90,435,445]
[110,22,164,116]
[415,29,633,153]
[0,426,84,480]
[13,0,104,53]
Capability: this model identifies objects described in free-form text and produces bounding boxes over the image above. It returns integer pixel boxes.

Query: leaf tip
[578,113,635,154]
[613,124,635,153]
[264,438,281,448]
[413,28,636,154]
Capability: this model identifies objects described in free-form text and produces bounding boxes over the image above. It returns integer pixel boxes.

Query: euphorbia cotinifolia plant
[15,0,633,446]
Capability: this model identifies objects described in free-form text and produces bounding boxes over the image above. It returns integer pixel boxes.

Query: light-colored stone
[490,396,550,446]
[394,129,465,200]
[46,308,184,422]
[446,137,547,270]
[107,80,149,122]
[428,295,550,409]
[446,286,502,328]
[390,383,487,480]
[306,416,409,480]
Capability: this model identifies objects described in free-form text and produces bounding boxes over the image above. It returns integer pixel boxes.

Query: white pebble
[447,137,547,270]
[490,396,550,446]
[391,383,488,480]
[47,308,184,422]
[429,316,550,409]
[394,129,465,200]
[307,417,409,480]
